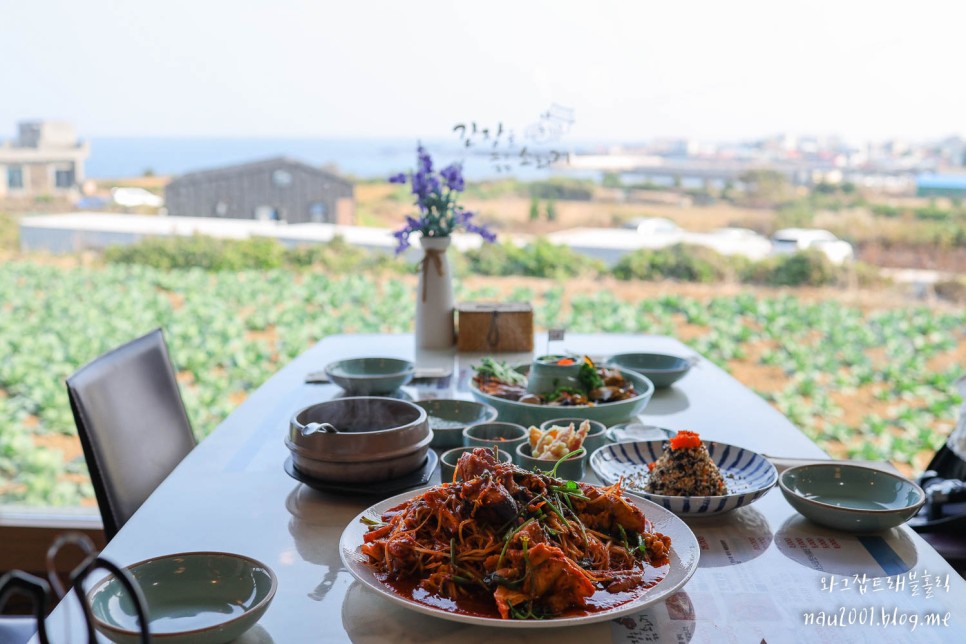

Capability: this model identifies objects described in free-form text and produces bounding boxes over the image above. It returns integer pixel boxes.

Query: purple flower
[411,171,428,198]
[440,163,464,191]
[417,145,433,173]
[466,221,497,243]
[389,144,496,251]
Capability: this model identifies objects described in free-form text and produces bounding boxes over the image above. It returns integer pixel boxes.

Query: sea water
[85,136,583,181]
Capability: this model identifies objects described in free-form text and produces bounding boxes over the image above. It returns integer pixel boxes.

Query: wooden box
[457,302,534,353]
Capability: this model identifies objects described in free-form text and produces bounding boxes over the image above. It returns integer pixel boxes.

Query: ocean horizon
[84,136,597,182]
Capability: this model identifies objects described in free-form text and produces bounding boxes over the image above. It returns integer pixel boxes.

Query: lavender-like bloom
[440,163,465,192]
[417,145,433,173]
[453,209,473,226]
[411,171,428,199]
[465,221,497,243]
[389,145,497,251]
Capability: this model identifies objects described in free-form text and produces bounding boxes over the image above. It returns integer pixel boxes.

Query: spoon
[301,422,340,436]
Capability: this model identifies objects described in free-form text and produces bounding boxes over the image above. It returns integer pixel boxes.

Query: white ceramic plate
[590,440,778,516]
[339,485,699,628]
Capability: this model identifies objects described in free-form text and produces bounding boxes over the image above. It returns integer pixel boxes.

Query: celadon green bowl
[516,443,587,481]
[606,353,692,388]
[325,357,415,395]
[415,399,499,448]
[87,551,277,644]
[779,464,926,533]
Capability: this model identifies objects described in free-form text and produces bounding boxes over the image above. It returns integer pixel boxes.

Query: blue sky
[1,0,963,143]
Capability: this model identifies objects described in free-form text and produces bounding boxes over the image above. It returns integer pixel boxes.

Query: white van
[771,228,854,264]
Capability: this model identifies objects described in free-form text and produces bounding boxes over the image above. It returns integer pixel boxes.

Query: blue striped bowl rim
[589,440,778,516]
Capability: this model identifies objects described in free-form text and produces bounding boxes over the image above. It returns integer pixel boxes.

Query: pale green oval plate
[87,551,277,644]
[469,366,655,427]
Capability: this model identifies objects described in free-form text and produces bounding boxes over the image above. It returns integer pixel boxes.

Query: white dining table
[35,333,966,643]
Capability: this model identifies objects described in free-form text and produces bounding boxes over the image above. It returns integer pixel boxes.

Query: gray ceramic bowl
[414,399,499,448]
[287,397,430,482]
[87,551,277,644]
[463,422,528,462]
[469,366,654,427]
[539,417,608,454]
[779,463,926,533]
[515,443,587,481]
[325,357,415,395]
[606,353,692,388]
[440,446,513,483]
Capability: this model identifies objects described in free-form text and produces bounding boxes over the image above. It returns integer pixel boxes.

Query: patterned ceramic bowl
[590,439,778,516]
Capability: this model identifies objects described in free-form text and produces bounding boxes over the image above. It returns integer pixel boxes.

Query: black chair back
[67,328,196,540]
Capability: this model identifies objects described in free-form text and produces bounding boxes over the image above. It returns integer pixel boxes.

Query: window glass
[7,166,24,189]
[55,168,74,188]
[309,201,326,222]
[272,170,292,187]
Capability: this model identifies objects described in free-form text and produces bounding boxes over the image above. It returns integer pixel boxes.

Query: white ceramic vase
[415,236,455,349]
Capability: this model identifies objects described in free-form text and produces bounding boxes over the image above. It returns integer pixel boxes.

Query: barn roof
[166,156,351,186]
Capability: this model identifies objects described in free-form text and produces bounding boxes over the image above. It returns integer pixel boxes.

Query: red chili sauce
[374,557,670,620]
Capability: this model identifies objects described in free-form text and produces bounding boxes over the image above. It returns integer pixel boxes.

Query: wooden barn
[164,156,354,224]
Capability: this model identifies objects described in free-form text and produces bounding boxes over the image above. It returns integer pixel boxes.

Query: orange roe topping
[669,430,702,450]
[556,357,576,365]
[647,462,656,471]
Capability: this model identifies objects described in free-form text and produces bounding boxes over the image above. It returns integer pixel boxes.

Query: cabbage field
[1,260,963,506]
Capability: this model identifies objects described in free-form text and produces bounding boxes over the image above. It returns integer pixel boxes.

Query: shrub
[915,204,954,221]
[934,279,966,303]
[776,200,815,228]
[286,235,409,273]
[465,238,605,279]
[528,178,594,201]
[105,234,411,273]
[742,251,839,287]
[0,212,17,252]
[871,203,903,218]
[612,244,736,283]
[462,179,524,200]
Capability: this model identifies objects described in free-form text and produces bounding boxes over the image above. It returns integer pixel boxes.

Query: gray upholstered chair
[66,329,196,541]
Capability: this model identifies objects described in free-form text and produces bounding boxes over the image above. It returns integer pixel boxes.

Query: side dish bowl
[440,446,513,482]
[590,439,778,516]
[779,463,926,533]
[606,353,692,388]
[539,417,608,454]
[463,421,528,460]
[324,357,415,395]
[516,443,587,481]
[414,399,499,448]
[469,366,655,427]
[86,552,276,644]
